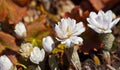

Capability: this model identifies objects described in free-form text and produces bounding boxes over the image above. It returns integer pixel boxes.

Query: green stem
[65,46,81,70]
[99,33,115,51]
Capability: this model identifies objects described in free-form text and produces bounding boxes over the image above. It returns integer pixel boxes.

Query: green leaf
[17,63,27,69]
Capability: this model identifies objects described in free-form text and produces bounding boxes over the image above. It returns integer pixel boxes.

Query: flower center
[98,27,107,31]
[66,26,72,38]
[66,26,70,32]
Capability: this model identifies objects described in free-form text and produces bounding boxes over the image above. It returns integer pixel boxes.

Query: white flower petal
[71,36,83,44]
[42,36,55,53]
[101,10,113,29]
[0,55,13,70]
[69,19,76,32]
[39,49,45,62]
[98,10,105,16]
[105,10,113,23]
[87,18,101,28]
[72,22,85,36]
[30,47,45,64]
[55,24,66,38]
[103,29,112,33]
[30,53,38,64]
[61,39,71,48]
[61,18,68,32]
[89,12,97,19]
[88,24,103,33]
[109,18,120,28]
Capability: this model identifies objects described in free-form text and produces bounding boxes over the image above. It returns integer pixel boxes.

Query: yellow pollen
[66,26,70,32]
[99,27,106,30]
[66,26,72,38]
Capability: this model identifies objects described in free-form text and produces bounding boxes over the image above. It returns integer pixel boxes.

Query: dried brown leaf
[24,15,53,47]
[39,4,60,22]
[12,0,32,7]
[89,0,120,11]
[64,6,83,22]
[0,0,27,24]
[0,31,19,51]
[7,55,18,65]
[0,44,5,55]
[64,6,89,27]
[89,0,104,11]
[25,15,48,37]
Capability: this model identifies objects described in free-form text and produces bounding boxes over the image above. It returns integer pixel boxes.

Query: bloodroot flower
[87,10,120,33]
[0,55,13,70]
[55,18,85,48]
[20,43,33,58]
[30,47,45,64]
[42,36,55,53]
[14,22,27,37]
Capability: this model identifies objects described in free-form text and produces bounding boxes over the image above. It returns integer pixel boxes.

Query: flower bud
[14,22,27,38]
[30,47,45,64]
[42,36,55,53]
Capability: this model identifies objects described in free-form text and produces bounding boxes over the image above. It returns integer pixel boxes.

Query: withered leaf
[54,0,75,17]
[39,4,60,22]
[64,6,89,27]
[7,55,18,65]
[89,0,120,11]
[25,15,53,47]
[12,0,32,7]
[64,6,83,22]
[102,0,120,10]
[25,15,48,37]
[89,0,104,11]
[0,44,5,55]
[0,31,19,51]
[0,0,27,24]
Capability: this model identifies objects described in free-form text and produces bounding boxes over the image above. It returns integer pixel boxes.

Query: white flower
[55,18,85,47]
[42,36,55,53]
[87,10,120,33]
[61,36,83,47]
[0,55,13,70]
[14,22,27,37]
[20,43,33,58]
[30,47,45,64]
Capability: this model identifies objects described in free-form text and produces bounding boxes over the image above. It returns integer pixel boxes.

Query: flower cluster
[14,10,120,53]
[0,10,120,70]
[20,43,45,64]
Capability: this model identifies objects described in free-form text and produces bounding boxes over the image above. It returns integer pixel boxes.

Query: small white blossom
[14,22,27,37]
[87,10,120,33]
[20,43,33,58]
[30,47,45,64]
[0,55,13,70]
[42,36,55,53]
[55,18,85,48]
